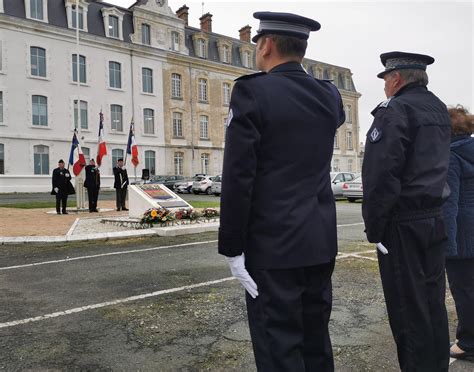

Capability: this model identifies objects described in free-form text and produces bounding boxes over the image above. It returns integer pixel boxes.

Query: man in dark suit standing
[113,158,129,211]
[84,158,100,213]
[51,159,75,215]
[218,12,345,371]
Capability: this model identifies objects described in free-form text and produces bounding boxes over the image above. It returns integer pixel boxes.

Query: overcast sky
[109,0,473,140]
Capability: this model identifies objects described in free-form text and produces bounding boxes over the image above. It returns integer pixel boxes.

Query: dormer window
[109,16,119,38]
[101,7,124,41]
[197,39,206,58]
[142,24,151,45]
[171,31,179,51]
[223,45,230,63]
[240,47,253,69]
[65,0,89,31]
[25,0,48,22]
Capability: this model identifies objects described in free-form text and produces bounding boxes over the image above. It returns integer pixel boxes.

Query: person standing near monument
[84,158,100,213]
[51,159,75,215]
[362,51,451,371]
[113,158,129,211]
[218,12,345,371]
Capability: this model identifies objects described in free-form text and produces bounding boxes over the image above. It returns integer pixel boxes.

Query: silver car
[330,172,356,198]
[211,175,222,196]
[192,175,214,195]
[342,176,363,202]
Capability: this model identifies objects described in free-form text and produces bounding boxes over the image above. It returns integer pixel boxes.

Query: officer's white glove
[226,253,259,298]
[376,242,388,255]
[66,173,70,178]
[54,187,59,193]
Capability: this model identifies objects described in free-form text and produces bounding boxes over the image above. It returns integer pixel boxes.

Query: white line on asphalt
[0,248,374,329]
[0,240,219,271]
[0,277,235,329]
[66,218,80,237]
[0,223,365,272]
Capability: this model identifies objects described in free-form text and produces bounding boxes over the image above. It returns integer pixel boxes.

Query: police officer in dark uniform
[113,158,129,211]
[362,52,451,371]
[84,158,100,213]
[218,12,345,371]
[51,159,75,215]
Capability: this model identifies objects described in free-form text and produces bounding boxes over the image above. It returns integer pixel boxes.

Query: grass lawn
[188,200,220,209]
[0,201,78,209]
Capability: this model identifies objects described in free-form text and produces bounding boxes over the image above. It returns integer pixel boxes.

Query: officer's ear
[258,36,273,57]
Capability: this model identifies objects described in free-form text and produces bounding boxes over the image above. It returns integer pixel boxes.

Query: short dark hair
[448,105,474,135]
[118,158,124,162]
[266,34,307,59]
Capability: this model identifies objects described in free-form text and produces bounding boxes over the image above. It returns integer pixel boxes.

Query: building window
[143,108,154,134]
[197,39,206,58]
[174,152,183,175]
[31,47,46,77]
[171,73,182,98]
[0,92,3,124]
[346,131,353,150]
[82,146,90,162]
[145,150,156,176]
[30,0,44,20]
[172,112,183,138]
[200,115,209,139]
[33,145,49,175]
[332,158,339,172]
[348,158,353,172]
[72,54,86,84]
[111,104,123,131]
[142,24,150,45]
[171,31,179,51]
[242,51,251,68]
[108,15,119,38]
[109,61,121,89]
[223,83,231,105]
[0,143,4,174]
[201,153,209,174]
[112,148,124,170]
[32,95,48,126]
[0,40,3,72]
[198,78,208,102]
[334,132,339,149]
[345,105,352,123]
[142,68,153,94]
[74,100,88,130]
[72,5,84,30]
[345,76,351,90]
[222,45,230,63]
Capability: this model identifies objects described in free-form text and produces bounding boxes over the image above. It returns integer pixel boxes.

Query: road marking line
[66,218,80,237]
[0,223,364,271]
[0,240,219,271]
[0,277,235,329]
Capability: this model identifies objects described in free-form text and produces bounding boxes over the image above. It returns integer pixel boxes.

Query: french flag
[126,121,139,167]
[68,131,86,176]
[96,111,107,167]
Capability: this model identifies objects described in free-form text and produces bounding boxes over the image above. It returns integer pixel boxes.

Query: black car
[149,175,185,190]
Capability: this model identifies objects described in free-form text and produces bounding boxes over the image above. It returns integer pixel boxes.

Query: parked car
[211,175,222,196]
[342,176,363,202]
[192,175,215,195]
[330,172,356,198]
[149,175,185,190]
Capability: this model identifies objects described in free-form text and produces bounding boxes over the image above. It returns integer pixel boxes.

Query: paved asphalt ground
[0,197,471,371]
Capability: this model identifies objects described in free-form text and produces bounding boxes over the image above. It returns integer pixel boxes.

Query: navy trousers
[446,258,474,352]
[378,212,450,372]
[246,260,335,372]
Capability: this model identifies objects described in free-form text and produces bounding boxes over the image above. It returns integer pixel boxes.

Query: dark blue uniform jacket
[362,83,451,243]
[218,62,345,269]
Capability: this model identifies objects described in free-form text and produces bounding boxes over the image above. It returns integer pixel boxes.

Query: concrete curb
[0,222,220,245]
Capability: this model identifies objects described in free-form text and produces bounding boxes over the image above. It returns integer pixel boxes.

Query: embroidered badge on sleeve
[369,127,382,143]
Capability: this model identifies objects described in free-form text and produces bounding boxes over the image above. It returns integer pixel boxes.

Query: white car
[211,175,222,196]
[342,176,363,202]
[192,175,215,195]
[330,172,356,198]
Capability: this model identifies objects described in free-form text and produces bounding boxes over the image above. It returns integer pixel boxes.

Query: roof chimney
[199,13,212,33]
[176,5,189,26]
[239,25,251,43]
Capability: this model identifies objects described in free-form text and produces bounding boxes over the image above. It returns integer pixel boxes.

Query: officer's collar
[394,82,427,97]
[269,61,306,74]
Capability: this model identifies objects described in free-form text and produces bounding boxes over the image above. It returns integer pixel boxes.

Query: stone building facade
[0,0,361,192]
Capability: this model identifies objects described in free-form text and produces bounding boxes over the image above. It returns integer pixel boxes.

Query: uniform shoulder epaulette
[235,71,266,81]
